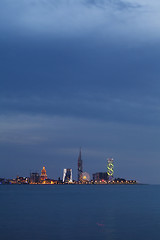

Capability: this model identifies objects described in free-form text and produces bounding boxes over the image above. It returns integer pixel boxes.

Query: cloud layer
[1,0,160,41]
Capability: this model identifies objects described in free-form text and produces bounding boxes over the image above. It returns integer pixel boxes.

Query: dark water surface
[0,185,160,240]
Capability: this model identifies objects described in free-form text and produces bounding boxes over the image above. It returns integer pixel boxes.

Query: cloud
[1,88,160,128]
[0,28,160,128]
[0,0,160,42]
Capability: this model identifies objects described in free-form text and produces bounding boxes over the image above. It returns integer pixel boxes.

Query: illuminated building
[63,169,72,183]
[41,179,57,184]
[78,149,83,182]
[40,166,47,181]
[16,177,29,184]
[93,172,108,182]
[30,173,40,184]
[107,158,114,181]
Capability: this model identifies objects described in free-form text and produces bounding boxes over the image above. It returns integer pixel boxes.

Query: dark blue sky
[0,0,160,183]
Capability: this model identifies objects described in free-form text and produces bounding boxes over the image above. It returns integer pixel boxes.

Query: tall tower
[107,158,114,181]
[63,169,72,183]
[40,166,47,181]
[78,149,83,182]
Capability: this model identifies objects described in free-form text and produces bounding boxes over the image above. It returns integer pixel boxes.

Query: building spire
[78,147,81,161]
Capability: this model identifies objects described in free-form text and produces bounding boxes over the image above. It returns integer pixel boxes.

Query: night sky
[1,0,160,183]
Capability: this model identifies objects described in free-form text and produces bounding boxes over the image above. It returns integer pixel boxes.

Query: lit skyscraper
[78,149,83,182]
[63,169,72,183]
[40,166,47,181]
[107,158,114,181]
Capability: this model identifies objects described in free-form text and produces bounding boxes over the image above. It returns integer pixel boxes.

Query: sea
[0,184,160,240]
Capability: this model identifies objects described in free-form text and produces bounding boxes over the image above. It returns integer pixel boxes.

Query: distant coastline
[0,177,137,185]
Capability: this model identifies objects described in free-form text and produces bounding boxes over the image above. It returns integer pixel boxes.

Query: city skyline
[1,0,160,184]
[0,148,135,182]
[0,152,137,184]
[1,149,114,181]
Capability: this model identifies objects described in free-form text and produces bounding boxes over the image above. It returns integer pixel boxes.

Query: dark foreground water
[0,185,160,240]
